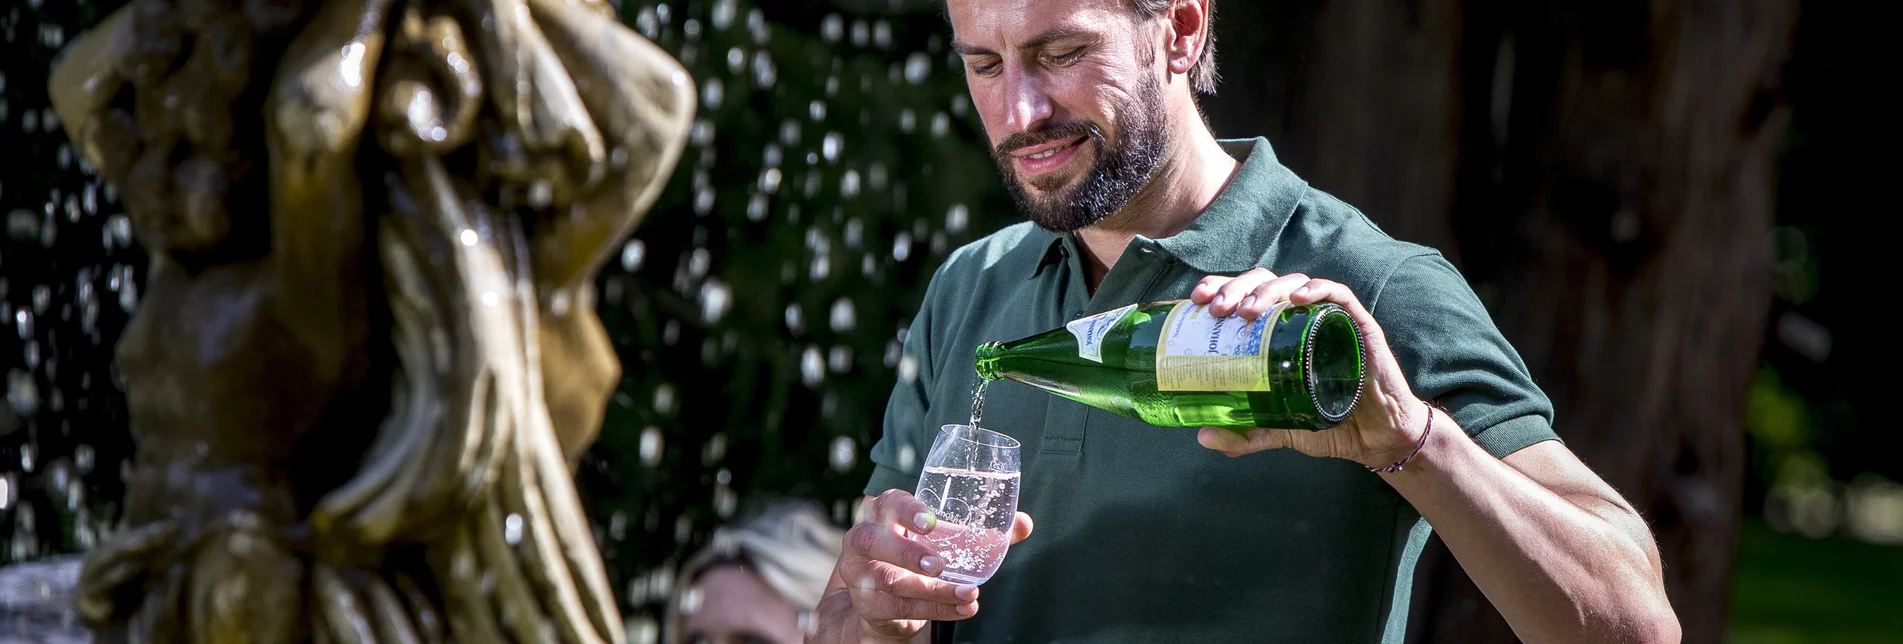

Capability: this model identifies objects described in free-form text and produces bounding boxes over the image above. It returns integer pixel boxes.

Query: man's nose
[1001,65,1053,134]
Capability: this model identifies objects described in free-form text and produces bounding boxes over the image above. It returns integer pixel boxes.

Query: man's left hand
[1187,268,1436,468]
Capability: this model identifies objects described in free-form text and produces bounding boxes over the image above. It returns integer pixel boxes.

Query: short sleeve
[1368,252,1560,458]
[863,266,948,496]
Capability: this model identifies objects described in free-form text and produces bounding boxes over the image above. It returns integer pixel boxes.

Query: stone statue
[44,0,694,640]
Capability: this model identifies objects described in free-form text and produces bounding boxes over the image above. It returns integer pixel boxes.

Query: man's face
[949,0,1170,232]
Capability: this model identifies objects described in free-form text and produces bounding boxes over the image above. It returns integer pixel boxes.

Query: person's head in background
[666,498,845,644]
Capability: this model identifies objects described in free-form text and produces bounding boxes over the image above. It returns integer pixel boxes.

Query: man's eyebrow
[951,25,1093,57]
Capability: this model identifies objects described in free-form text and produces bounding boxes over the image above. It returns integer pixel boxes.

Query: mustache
[993,121,1103,161]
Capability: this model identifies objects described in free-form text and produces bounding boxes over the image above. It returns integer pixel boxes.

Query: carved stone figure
[45,0,695,640]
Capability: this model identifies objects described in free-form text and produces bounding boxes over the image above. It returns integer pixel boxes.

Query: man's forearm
[1382,415,1680,643]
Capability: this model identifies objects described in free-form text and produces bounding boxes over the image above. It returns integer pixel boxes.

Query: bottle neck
[974,341,1003,381]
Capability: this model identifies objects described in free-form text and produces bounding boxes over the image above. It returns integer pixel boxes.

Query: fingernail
[1294,286,1311,297]
[1239,295,1257,312]
[1211,294,1227,308]
[920,555,943,574]
[956,585,979,601]
[957,602,978,616]
[913,512,936,533]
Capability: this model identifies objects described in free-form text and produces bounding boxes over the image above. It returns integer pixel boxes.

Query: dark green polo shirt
[865,138,1558,643]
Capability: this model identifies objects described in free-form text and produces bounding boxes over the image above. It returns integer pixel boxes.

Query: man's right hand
[809,490,1034,643]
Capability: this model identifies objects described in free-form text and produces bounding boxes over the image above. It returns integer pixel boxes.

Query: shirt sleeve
[863,264,949,497]
[1368,252,1561,459]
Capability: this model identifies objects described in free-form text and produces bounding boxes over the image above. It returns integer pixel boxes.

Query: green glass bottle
[974,300,1366,429]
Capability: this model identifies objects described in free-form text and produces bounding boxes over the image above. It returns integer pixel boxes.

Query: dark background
[2,0,1898,641]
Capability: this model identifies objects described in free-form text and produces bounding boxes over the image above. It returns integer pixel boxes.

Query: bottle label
[1066,303,1137,363]
[1157,301,1275,391]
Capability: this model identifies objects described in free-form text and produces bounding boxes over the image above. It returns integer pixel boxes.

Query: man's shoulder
[934,220,1053,282]
[1276,187,1452,300]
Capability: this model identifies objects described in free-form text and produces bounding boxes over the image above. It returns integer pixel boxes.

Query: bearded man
[813,1,1682,642]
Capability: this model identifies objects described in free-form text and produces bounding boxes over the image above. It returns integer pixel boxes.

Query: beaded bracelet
[1368,400,1437,474]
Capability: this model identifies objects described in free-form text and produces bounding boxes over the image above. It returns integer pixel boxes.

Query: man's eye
[969,60,1001,76]
[1048,48,1086,64]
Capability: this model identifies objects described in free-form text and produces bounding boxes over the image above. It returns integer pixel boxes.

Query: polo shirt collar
[1026,137,1308,279]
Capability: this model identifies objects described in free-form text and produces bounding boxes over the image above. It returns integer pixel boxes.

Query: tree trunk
[1207,1,1798,642]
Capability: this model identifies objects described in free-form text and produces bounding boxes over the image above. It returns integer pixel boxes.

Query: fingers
[847,520,943,579]
[1191,268,1277,313]
[1008,512,1035,544]
[847,560,981,620]
[1284,279,1402,382]
[1197,427,1292,457]
[1233,273,1313,320]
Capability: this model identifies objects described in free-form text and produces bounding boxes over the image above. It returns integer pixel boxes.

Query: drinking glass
[913,424,1022,585]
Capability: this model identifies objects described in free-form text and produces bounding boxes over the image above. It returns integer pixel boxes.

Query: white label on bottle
[1066,303,1137,363]
[1157,300,1276,391]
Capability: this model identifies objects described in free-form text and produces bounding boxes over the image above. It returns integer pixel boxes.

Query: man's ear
[1163,0,1212,77]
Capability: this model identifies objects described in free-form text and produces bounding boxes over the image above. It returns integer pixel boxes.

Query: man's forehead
[946,0,1128,47]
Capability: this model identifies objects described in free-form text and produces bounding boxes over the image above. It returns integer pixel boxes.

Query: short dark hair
[1128,0,1219,94]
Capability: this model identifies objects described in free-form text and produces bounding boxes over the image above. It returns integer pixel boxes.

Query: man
[813,0,1682,642]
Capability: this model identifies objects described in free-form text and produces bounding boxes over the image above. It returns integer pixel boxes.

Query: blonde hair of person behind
[665,499,847,641]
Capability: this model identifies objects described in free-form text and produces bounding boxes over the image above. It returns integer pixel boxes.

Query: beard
[991,73,1168,233]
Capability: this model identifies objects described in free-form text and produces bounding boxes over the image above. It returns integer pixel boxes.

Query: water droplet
[654,383,677,416]
[678,585,704,615]
[693,188,716,216]
[635,7,659,37]
[821,14,844,43]
[822,132,843,162]
[752,50,777,87]
[480,291,500,307]
[504,513,523,545]
[725,47,745,74]
[893,233,914,262]
[711,0,737,29]
[687,248,711,278]
[746,194,769,221]
[785,303,805,335]
[0,474,12,510]
[840,170,861,198]
[830,298,856,332]
[830,436,858,472]
[620,240,646,272]
[683,18,702,40]
[528,181,553,209]
[748,9,769,45]
[947,204,971,233]
[108,214,132,246]
[801,346,826,386]
[850,19,869,47]
[809,100,827,122]
[699,280,731,323]
[904,52,932,84]
[898,444,918,470]
[119,279,139,312]
[829,345,854,373]
[932,112,952,138]
[75,445,95,474]
[701,78,724,110]
[874,21,894,49]
[20,443,37,472]
[898,354,919,383]
[639,427,664,467]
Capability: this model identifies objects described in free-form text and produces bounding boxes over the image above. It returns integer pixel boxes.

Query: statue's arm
[524,0,696,293]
